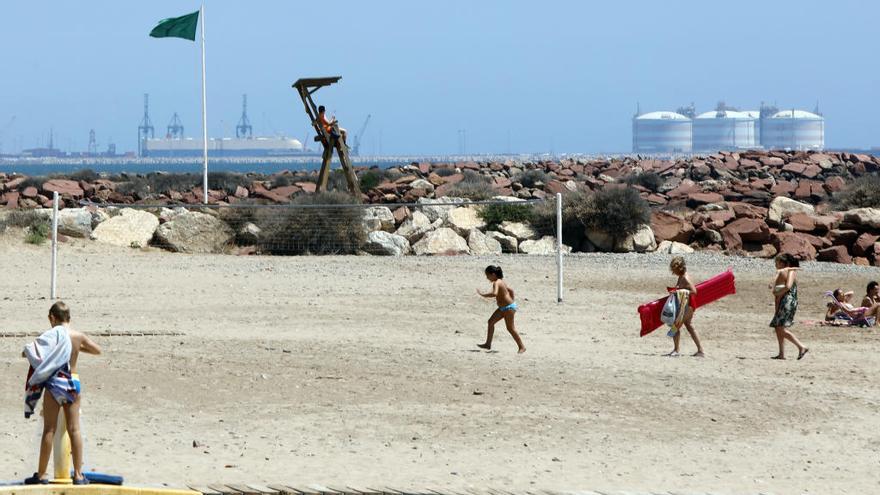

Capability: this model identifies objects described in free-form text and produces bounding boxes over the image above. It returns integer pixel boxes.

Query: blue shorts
[499,302,518,313]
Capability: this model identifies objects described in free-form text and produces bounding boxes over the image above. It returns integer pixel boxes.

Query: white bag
[660,293,679,326]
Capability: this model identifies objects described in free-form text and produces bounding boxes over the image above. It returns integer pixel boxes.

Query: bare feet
[477,343,491,350]
[771,354,786,360]
[692,351,705,358]
[517,347,526,354]
[798,348,809,360]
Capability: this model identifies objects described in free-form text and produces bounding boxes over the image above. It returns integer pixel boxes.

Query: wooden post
[317,144,333,191]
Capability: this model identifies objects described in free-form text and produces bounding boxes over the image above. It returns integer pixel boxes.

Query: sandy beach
[2,237,879,494]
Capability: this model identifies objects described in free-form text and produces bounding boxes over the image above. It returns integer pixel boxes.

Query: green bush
[531,190,591,246]
[576,187,650,240]
[255,191,365,255]
[19,176,47,190]
[271,175,293,188]
[625,172,664,192]
[448,170,494,200]
[833,175,880,210]
[6,209,48,228]
[25,218,50,245]
[358,169,382,190]
[479,202,535,229]
[433,167,458,177]
[517,169,548,188]
[115,177,151,198]
[68,169,99,183]
[208,172,250,193]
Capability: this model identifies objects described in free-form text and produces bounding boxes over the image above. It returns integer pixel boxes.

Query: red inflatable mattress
[638,269,736,337]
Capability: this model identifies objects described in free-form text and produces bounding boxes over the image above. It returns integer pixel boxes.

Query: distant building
[632,111,692,153]
[760,109,825,151]
[142,136,307,157]
[692,110,757,152]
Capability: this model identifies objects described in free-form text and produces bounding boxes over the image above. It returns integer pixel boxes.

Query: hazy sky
[1,0,878,155]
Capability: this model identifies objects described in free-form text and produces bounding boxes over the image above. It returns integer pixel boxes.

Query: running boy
[667,256,705,357]
[477,265,526,353]
[23,301,101,485]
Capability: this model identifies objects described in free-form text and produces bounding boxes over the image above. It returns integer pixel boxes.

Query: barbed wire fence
[28,194,567,302]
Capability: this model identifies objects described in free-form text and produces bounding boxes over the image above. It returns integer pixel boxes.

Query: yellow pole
[51,412,72,484]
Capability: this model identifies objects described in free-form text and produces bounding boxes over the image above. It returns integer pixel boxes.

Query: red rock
[544,180,570,195]
[392,206,409,225]
[647,194,667,205]
[4,191,19,208]
[493,177,512,189]
[22,186,38,198]
[729,202,768,219]
[296,182,317,193]
[824,176,846,193]
[801,164,822,179]
[793,181,812,199]
[651,211,694,244]
[772,232,817,261]
[394,175,419,185]
[234,186,249,199]
[418,162,431,174]
[818,245,852,264]
[828,229,859,246]
[42,179,84,199]
[787,212,816,232]
[442,174,464,186]
[854,233,880,257]
[761,156,785,167]
[721,218,771,251]
[739,158,761,169]
[770,181,796,196]
[744,243,778,259]
[667,180,701,199]
[812,215,839,232]
[687,192,724,206]
[707,210,735,227]
[782,162,807,175]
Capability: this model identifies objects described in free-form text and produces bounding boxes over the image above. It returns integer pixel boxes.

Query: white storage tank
[693,110,757,152]
[760,110,825,151]
[632,111,692,153]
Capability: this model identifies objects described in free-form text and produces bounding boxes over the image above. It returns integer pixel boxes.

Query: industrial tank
[760,110,825,151]
[632,111,692,153]
[692,110,757,152]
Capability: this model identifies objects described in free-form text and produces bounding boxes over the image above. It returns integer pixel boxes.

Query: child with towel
[666,256,705,358]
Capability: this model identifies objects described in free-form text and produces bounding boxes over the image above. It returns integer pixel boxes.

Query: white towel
[23,325,72,387]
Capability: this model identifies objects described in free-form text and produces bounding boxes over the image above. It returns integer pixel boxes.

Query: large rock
[655,240,695,254]
[817,245,852,264]
[42,179,84,199]
[651,211,694,243]
[56,208,93,238]
[768,197,815,225]
[154,211,234,253]
[486,231,518,253]
[363,231,411,256]
[853,233,880,257]
[445,207,486,236]
[363,206,395,232]
[467,229,502,255]
[498,221,537,241]
[412,227,470,256]
[90,209,159,248]
[416,197,466,223]
[843,208,880,229]
[771,232,817,261]
[394,210,434,243]
[721,218,771,252]
[616,224,657,253]
[519,236,572,255]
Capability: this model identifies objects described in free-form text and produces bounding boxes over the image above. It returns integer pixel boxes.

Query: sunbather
[826,288,880,326]
[862,281,880,308]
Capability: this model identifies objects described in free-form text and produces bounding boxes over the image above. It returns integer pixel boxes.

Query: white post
[200,3,209,204]
[50,191,59,300]
[556,192,563,304]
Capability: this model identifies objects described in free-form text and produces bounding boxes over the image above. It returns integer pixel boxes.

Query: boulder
[853,233,880,257]
[154,210,235,253]
[650,211,693,243]
[743,243,778,259]
[768,197,815,225]
[445,207,486,237]
[363,206,395,232]
[498,221,538,241]
[817,245,852,264]
[615,224,657,253]
[56,208,93,238]
[412,227,470,256]
[686,192,724,207]
[90,209,159,248]
[42,179,84,199]
[787,212,816,232]
[519,236,572,255]
[486,231,518,253]
[409,179,435,193]
[394,210,434,243]
[720,218,770,251]
[771,232,817,261]
[843,208,880,229]
[416,197,465,222]
[467,229,502,255]
[655,240,695,254]
[828,229,860,246]
[363,231,411,256]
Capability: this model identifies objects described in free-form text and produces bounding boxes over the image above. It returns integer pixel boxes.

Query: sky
[0,0,878,156]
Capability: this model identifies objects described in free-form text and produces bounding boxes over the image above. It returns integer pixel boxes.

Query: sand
[1,237,879,494]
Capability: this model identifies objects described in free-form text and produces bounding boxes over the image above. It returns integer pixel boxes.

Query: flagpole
[200,3,208,204]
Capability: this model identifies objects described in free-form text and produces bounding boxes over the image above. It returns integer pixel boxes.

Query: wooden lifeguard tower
[292,77,361,195]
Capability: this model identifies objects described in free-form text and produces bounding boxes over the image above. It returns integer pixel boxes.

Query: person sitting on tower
[317,105,347,144]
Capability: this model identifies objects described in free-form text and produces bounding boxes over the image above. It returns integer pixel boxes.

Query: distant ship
[141,136,321,158]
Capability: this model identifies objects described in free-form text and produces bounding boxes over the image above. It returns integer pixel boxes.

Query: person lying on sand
[23,302,101,485]
[477,265,526,354]
[666,256,705,358]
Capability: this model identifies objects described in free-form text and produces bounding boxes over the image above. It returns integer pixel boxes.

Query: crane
[351,114,371,157]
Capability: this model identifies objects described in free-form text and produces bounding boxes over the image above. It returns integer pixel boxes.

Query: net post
[50,191,59,300]
[556,192,563,304]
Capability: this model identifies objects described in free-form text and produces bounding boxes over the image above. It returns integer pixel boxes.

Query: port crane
[351,114,371,157]
[236,94,253,138]
[138,94,155,157]
[166,113,184,139]
[292,76,360,195]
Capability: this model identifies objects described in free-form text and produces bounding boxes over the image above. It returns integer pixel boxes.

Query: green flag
[149,11,199,41]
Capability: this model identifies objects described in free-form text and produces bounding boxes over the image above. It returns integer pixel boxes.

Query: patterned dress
[770,282,798,328]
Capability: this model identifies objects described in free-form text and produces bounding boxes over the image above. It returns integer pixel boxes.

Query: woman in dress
[770,253,808,360]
